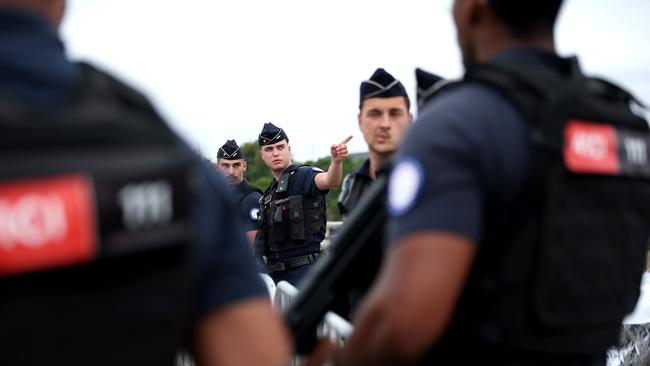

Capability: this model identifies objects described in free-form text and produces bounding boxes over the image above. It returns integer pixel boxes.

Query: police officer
[337,0,650,365]
[257,122,351,285]
[216,139,263,246]
[0,2,290,365]
[338,68,413,218]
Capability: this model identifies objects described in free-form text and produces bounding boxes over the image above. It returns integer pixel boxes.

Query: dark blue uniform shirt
[387,81,528,243]
[0,9,266,314]
[388,48,574,244]
[262,164,328,261]
[233,178,262,232]
[387,49,605,365]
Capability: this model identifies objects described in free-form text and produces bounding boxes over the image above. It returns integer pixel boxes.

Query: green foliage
[240,140,364,221]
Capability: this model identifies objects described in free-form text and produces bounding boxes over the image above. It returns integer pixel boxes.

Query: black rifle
[284,176,387,354]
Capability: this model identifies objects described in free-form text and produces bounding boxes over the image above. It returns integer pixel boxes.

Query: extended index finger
[339,135,353,146]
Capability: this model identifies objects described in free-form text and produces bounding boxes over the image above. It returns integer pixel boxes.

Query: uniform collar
[234,178,249,192]
[273,164,298,183]
[352,159,373,179]
[352,158,392,180]
[489,46,573,75]
[0,8,79,108]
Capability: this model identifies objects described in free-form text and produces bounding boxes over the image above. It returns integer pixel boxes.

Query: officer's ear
[243,160,248,171]
[408,112,414,124]
[454,0,482,28]
[469,0,491,27]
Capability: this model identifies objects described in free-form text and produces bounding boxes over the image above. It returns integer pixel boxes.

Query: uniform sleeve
[193,162,267,314]
[298,166,329,197]
[387,84,529,245]
[240,191,262,231]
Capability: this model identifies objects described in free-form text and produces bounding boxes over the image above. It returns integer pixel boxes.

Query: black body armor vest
[431,58,650,360]
[338,173,370,218]
[258,166,327,252]
[0,63,199,365]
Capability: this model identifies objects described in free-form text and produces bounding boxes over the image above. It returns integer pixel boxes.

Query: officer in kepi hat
[256,122,352,285]
[338,68,414,219]
[216,139,263,247]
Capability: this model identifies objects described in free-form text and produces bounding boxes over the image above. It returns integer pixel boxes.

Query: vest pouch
[268,200,286,247]
[287,195,306,241]
[532,166,650,332]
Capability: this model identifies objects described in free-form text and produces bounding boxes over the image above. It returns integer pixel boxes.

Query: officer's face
[217,159,247,185]
[358,97,412,157]
[260,140,291,172]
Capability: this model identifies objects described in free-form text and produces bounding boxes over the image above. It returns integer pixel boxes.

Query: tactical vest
[0,63,199,365]
[236,180,263,204]
[434,57,650,359]
[258,166,327,252]
[338,173,365,217]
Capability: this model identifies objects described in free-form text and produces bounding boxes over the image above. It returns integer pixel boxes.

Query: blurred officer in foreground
[0,1,290,365]
[217,139,263,246]
[256,122,351,285]
[337,68,413,218]
[333,0,650,365]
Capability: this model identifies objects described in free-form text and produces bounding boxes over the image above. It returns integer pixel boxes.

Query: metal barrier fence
[274,280,353,344]
[176,235,650,365]
[607,273,650,366]
[608,324,650,366]
[273,280,353,366]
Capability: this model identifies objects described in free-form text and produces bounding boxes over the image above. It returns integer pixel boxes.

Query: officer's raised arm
[314,135,352,191]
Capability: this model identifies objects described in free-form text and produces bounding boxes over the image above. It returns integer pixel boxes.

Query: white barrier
[321,221,343,251]
[273,280,354,345]
[274,280,300,311]
[259,273,277,301]
[319,312,354,345]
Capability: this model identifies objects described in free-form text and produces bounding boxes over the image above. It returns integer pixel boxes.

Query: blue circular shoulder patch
[388,157,425,217]
[249,207,260,221]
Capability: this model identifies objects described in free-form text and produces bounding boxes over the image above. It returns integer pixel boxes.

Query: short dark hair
[488,0,564,37]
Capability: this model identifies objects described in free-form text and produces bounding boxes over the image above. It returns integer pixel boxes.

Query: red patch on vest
[0,174,98,276]
[564,120,619,175]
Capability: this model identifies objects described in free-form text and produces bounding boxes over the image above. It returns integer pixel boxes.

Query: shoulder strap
[465,58,649,161]
[237,182,263,203]
[338,173,356,205]
[276,165,308,194]
[466,58,647,129]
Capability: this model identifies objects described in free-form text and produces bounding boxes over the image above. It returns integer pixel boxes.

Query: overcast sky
[61,0,650,162]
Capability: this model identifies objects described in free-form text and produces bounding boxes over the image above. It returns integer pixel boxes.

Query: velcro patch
[0,174,98,276]
[564,120,650,177]
[250,207,260,221]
